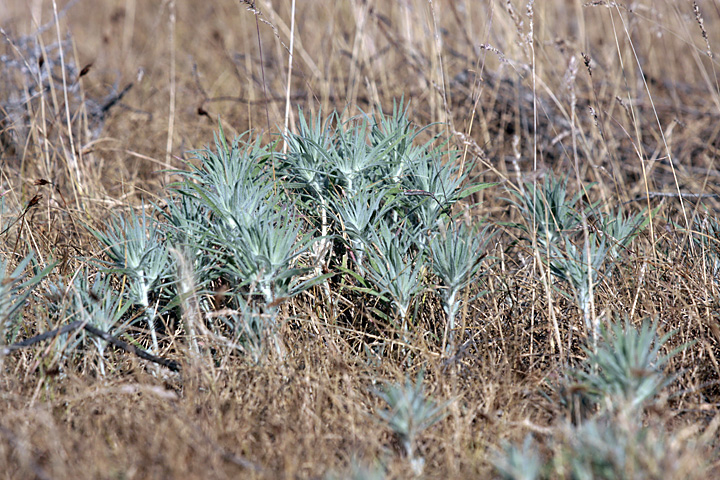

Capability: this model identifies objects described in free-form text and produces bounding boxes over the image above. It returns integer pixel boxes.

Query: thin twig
[625,192,720,204]
[2,321,181,372]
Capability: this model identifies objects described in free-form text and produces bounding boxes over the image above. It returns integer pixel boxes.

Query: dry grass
[1,0,720,478]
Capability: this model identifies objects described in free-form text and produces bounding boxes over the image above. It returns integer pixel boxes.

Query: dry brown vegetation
[1,0,720,478]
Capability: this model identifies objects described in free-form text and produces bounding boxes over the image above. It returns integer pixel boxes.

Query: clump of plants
[492,318,695,479]
[3,102,494,373]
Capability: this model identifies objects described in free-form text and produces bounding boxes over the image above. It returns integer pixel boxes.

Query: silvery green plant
[214,210,317,305]
[430,221,491,354]
[89,206,170,353]
[181,126,270,191]
[499,319,687,480]
[0,252,52,347]
[569,318,683,417]
[689,214,720,284]
[594,207,648,262]
[555,415,682,480]
[509,174,585,251]
[370,98,427,185]
[550,234,608,340]
[373,370,449,476]
[360,221,426,333]
[178,128,274,232]
[281,108,335,201]
[45,272,131,375]
[281,110,342,283]
[329,186,395,269]
[158,194,218,310]
[328,112,402,196]
[492,435,542,480]
[215,295,273,365]
[400,149,466,239]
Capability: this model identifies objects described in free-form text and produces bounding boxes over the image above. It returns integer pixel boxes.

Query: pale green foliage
[0,252,52,345]
[550,235,607,336]
[360,221,426,327]
[45,272,130,375]
[495,319,687,480]
[510,176,648,339]
[76,102,494,362]
[89,205,169,352]
[215,211,316,304]
[373,370,449,475]
[492,435,542,480]
[570,318,682,416]
[510,175,584,250]
[430,221,491,352]
[596,207,648,262]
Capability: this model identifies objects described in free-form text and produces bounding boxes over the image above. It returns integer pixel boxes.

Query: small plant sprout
[550,233,608,341]
[360,221,426,334]
[492,435,542,480]
[329,186,393,268]
[373,370,449,476]
[594,206,648,263]
[510,174,585,250]
[0,252,53,348]
[89,205,170,353]
[430,221,491,354]
[569,318,685,418]
[46,272,131,376]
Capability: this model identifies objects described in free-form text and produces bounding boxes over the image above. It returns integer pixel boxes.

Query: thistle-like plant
[215,210,317,306]
[215,294,274,365]
[430,221,491,354]
[401,149,466,236]
[329,113,402,196]
[178,129,274,232]
[550,234,608,339]
[281,108,335,201]
[509,174,586,250]
[373,370,449,476]
[360,221,426,332]
[181,127,270,195]
[46,272,131,375]
[89,206,169,353]
[501,320,688,480]
[0,252,53,346]
[569,318,684,417]
[492,435,542,480]
[594,206,648,263]
[329,186,395,268]
[556,415,683,480]
[281,109,339,278]
[370,98,426,186]
[158,194,218,304]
